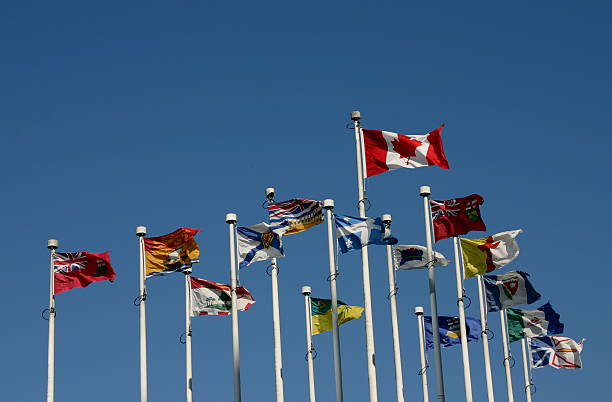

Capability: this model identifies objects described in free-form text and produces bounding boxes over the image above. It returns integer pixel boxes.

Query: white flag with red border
[190,276,255,316]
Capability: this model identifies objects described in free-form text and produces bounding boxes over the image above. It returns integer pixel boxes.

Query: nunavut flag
[460,229,523,279]
[431,194,486,241]
[144,228,200,278]
[53,252,116,294]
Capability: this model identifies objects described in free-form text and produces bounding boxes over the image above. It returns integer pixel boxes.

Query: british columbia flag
[267,198,323,235]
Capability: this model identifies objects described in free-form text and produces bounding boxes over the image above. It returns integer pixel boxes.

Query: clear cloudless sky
[1,1,610,401]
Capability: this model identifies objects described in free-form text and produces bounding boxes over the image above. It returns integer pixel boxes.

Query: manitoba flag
[53,252,116,294]
[362,125,449,177]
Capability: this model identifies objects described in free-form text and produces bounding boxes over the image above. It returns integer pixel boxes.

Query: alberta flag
[529,336,585,369]
[506,302,564,342]
[393,245,449,270]
[483,270,541,312]
[335,214,398,253]
[423,315,481,349]
[237,222,288,268]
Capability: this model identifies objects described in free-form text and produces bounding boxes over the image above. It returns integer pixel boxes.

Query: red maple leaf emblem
[391,135,422,162]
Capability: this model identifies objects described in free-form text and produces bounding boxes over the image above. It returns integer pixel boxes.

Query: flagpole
[350,110,379,402]
[382,214,405,402]
[414,307,429,402]
[452,237,473,402]
[226,213,242,402]
[136,226,148,402]
[520,338,533,402]
[477,275,495,401]
[323,199,344,402]
[499,309,515,402]
[419,185,445,401]
[184,272,193,402]
[302,286,316,402]
[46,239,58,402]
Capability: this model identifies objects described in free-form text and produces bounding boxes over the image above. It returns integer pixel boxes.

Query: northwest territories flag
[311,298,364,335]
[335,214,398,253]
[423,315,481,349]
[529,336,585,369]
[267,198,324,235]
[392,245,449,270]
[483,270,542,312]
[190,277,255,316]
[237,223,288,268]
[506,302,564,342]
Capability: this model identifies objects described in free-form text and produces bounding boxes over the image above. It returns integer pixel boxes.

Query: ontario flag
[362,125,449,177]
[53,252,116,294]
[431,194,486,241]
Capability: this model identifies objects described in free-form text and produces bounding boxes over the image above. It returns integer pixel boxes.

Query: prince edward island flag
[335,214,398,253]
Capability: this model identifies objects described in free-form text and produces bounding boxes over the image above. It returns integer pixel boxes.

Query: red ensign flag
[53,252,116,294]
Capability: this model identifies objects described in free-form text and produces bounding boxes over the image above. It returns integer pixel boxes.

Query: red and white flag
[190,276,255,316]
[53,252,116,294]
[362,125,449,177]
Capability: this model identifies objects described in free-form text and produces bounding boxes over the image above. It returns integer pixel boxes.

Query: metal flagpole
[499,309,515,402]
[323,199,344,402]
[226,213,242,402]
[477,276,495,402]
[350,110,379,402]
[419,186,445,401]
[184,272,193,402]
[46,239,58,402]
[414,307,430,402]
[452,237,473,402]
[136,226,148,402]
[302,286,316,402]
[382,214,405,402]
[520,338,533,402]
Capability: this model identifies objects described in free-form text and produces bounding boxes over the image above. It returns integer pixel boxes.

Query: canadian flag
[362,125,449,177]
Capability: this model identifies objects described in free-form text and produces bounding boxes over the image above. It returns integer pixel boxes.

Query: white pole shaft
[270,257,285,402]
[325,206,344,402]
[353,117,379,402]
[185,274,193,402]
[303,293,316,402]
[452,237,473,402]
[139,236,148,402]
[477,276,495,402]
[385,245,404,402]
[500,310,515,402]
[47,249,55,402]
[228,219,242,402]
[416,313,430,402]
[421,193,445,401]
[520,339,532,402]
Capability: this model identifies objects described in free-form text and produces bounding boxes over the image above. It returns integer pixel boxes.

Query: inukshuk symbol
[391,135,422,165]
[477,236,500,273]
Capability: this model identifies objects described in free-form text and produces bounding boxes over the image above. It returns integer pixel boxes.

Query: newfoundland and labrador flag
[506,302,564,342]
[144,228,201,278]
[190,277,255,316]
[267,198,324,235]
[362,125,449,177]
[393,245,449,270]
[529,336,585,369]
[424,315,481,349]
[460,229,523,279]
[311,298,364,335]
[237,223,288,268]
[53,252,116,294]
[431,194,486,241]
[483,270,541,312]
[335,214,398,253]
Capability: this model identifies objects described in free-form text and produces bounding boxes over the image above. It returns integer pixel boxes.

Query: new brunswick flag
[460,229,523,279]
[311,298,364,335]
[144,228,201,278]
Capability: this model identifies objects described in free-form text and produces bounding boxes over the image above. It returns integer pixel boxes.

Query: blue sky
[1,1,610,401]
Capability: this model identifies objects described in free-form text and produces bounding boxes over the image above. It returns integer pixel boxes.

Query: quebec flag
[237,223,288,268]
[335,214,398,254]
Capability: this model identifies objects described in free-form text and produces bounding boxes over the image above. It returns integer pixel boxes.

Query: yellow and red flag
[460,229,522,279]
[144,228,201,278]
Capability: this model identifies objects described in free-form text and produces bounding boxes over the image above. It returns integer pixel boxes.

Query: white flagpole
[476,276,495,401]
[46,239,58,402]
[452,237,473,401]
[414,306,429,402]
[350,110,379,402]
[520,338,533,402]
[136,226,148,402]
[323,199,344,402]
[302,286,316,402]
[382,214,405,402]
[184,272,193,402]
[499,309,515,402]
[419,186,445,401]
[226,213,242,402]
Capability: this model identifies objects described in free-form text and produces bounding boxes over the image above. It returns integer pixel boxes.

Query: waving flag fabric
[311,298,364,335]
[393,245,449,270]
[529,336,585,369]
[267,198,323,234]
[483,271,541,312]
[237,223,288,268]
[144,228,200,278]
[362,125,449,177]
[335,214,398,253]
[431,194,486,241]
[460,229,523,278]
[507,302,564,342]
[53,252,116,294]
[423,315,481,349]
[190,277,255,316]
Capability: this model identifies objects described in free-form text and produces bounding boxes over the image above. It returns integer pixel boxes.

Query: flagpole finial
[419,186,431,197]
[47,239,58,250]
[301,286,312,296]
[323,199,334,209]
[350,111,361,121]
[414,306,424,316]
[136,226,147,237]
[226,213,237,224]
[265,187,275,202]
[382,214,392,224]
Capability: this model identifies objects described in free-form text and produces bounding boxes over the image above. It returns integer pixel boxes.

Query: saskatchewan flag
[311,298,364,335]
[506,302,564,342]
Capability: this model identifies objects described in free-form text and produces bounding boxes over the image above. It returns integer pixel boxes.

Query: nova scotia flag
[237,222,288,268]
[335,214,398,253]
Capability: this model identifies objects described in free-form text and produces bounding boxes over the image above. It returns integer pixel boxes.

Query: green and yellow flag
[311,297,364,335]
[144,228,201,278]
[460,229,522,279]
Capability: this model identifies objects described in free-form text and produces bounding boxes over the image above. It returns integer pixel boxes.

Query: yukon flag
[362,125,449,177]
[190,277,255,316]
